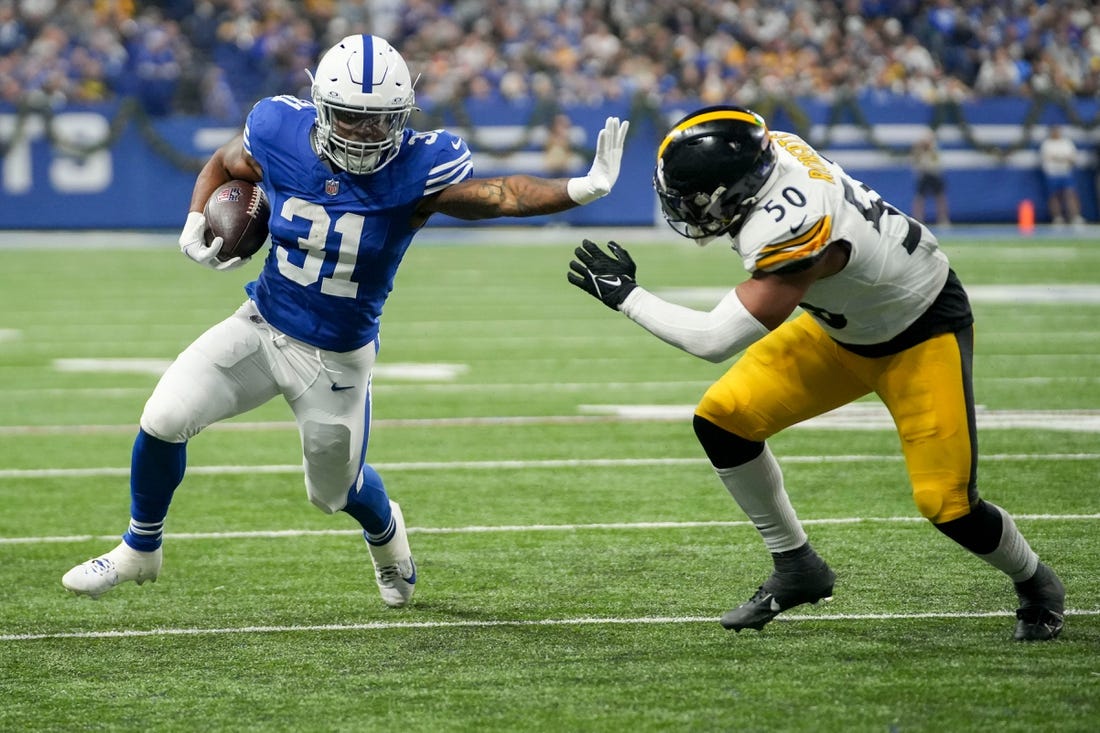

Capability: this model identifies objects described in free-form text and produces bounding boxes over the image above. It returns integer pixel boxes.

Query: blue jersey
[241,95,473,351]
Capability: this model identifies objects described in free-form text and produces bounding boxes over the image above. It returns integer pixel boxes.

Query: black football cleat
[1013,562,1065,641]
[721,557,836,632]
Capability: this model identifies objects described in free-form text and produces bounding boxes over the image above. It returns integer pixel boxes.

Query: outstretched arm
[569,240,833,363]
[427,175,577,219]
[423,117,628,220]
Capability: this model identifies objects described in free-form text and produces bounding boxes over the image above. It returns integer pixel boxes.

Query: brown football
[202,180,270,261]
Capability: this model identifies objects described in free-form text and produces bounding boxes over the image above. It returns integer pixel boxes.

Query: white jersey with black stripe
[730,131,950,345]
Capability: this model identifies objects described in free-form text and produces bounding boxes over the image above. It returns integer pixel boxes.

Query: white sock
[714,444,806,553]
[977,503,1039,582]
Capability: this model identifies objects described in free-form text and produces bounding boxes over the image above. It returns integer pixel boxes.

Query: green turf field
[1,228,1098,732]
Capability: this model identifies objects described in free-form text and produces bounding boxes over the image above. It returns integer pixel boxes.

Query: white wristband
[179,211,207,249]
[566,176,602,205]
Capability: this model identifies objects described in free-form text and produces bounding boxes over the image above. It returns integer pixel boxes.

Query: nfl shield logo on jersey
[325,179,340,196]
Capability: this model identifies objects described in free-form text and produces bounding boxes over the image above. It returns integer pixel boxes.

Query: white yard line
[2,513,1097,545]
[2,452,1099,480]
[6,403,1100,436]
[3,608,1098,642]
[576,404,1100,431]
[2,377,1098,399]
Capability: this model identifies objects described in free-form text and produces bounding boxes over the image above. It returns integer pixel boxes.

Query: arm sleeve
[619,286,770,363]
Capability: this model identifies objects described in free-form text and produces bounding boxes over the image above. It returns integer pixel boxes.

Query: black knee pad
[693,414,765,469]
[933,499,1002,554]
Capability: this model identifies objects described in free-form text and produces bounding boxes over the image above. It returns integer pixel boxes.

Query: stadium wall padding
[1,96,1096,230]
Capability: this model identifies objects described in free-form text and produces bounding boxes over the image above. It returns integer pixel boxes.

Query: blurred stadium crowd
[2,0,1099,121]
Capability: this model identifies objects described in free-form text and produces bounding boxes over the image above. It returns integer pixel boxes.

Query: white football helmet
[309,34,416,175]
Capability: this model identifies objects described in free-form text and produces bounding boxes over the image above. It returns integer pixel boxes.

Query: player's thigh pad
[290,339,378,513]
[299,420,355,513]
[140,304,280,442]
[695,314,869,441]
[875,330,976,523]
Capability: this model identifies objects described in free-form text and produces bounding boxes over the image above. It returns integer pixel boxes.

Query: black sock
[773,543,817,571]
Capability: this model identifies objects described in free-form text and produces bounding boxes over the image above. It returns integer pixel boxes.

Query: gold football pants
[695,313,978,523]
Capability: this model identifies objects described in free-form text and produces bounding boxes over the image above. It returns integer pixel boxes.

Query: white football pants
[139,299,378,514]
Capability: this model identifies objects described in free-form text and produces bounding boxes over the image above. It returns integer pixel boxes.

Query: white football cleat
[62,541,162,599]
[366,500,416,608]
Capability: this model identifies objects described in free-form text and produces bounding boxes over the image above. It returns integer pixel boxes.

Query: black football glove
[567,239,638,310]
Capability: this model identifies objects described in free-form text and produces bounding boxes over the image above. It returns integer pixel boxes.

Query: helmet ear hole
[654,106,776,240]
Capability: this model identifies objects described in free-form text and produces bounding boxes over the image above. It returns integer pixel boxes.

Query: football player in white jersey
[568,105,1065,641]
[62,34,629,608]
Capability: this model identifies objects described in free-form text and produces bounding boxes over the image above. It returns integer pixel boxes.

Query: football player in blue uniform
[569,106,1064,641]
[63,34,629,607]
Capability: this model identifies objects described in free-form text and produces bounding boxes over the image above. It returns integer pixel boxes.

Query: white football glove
[566,116,630,205]
[178,211,249,271]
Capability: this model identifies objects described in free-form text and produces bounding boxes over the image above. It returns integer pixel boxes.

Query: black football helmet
[654,105,776,242]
